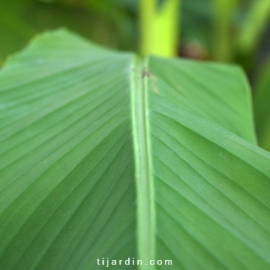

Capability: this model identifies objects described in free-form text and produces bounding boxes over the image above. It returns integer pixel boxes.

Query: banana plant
[0,30,270,270]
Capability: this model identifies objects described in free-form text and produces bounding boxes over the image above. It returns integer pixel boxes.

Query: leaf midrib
[131,57,156,269]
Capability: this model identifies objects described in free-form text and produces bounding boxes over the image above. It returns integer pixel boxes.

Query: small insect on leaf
[143,71,150,77]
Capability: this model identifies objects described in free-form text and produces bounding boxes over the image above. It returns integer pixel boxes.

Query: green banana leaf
[0,29,269,270]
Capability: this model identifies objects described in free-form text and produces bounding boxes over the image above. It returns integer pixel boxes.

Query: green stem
[211,0,238,62]
[139,0,180,57]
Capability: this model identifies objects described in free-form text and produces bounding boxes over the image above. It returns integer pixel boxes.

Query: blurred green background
[1,0,270,73]
[1,0,270,150]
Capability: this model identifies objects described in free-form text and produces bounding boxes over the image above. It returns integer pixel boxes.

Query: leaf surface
[0,30,269,270]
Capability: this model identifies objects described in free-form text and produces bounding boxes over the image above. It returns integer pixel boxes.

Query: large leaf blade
[0,30,269,270]
[148,57,257,144]
[147,56,270,269]
[0,30,137,270]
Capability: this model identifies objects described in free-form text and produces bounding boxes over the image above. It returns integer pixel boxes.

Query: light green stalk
[237,0,270,55]
[211,0,238,62]
[139,0,180,57]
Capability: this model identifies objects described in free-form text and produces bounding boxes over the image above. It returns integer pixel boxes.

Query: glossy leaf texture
[0,29,270,270]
